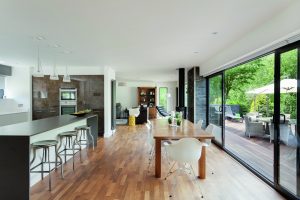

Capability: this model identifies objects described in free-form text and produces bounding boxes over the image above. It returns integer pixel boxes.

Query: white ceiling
[0,0,295,81]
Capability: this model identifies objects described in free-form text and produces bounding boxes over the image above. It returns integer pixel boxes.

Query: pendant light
[50,61,59,80]
[63,66,71,82]
[32,46,44,77]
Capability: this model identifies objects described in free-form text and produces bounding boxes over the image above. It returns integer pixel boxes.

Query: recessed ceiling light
[212,32,218,35]
[36,35,46,40]
[193,51,199,54]
[48,44,61,48]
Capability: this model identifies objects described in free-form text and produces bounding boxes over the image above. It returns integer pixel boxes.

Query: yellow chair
[128,115,136,126]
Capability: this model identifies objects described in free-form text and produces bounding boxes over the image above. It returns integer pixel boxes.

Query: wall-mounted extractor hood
[0,64,12,76]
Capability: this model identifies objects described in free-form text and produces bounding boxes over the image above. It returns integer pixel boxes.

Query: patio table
[256,117,272,134]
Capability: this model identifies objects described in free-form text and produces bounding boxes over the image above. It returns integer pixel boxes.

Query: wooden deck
[225,120,296,194]
[30,123,285,200]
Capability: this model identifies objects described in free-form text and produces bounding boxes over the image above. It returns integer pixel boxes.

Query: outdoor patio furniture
[269,122,293,145]
[246,112,261,122]
[244,116,265,138]
[225,106,243,122]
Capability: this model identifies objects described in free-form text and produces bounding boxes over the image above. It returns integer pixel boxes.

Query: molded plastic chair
[195,120,203,129]
[164,138,204,198]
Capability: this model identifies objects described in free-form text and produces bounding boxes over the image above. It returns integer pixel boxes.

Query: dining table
[151,119,214,179]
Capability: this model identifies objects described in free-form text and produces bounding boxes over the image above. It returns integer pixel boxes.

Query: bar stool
[57,131,82,171]
[30,140,64,191]
[75,125,95,150]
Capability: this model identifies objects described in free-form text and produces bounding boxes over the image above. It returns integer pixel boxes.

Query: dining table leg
[198,145,206,179]
[155,138,161,178]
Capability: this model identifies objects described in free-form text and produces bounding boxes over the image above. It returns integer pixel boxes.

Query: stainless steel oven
[59,88,77,101]
[60,105,77,115]
[59,88,77,115]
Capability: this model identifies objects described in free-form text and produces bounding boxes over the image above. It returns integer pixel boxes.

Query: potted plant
[176,118,182,126]
[168,117,172,124]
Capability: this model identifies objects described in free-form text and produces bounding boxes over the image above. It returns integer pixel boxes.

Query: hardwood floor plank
[30,123,285,200]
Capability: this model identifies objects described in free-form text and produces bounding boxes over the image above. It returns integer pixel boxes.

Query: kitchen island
[0,114,98,200]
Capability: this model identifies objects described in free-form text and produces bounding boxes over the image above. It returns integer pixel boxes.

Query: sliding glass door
[205,41,300,199]
[224,53,274,181]
[208,74,223,144]
[278,47,299,197]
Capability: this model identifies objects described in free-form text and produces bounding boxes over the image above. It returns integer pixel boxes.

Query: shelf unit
[137,87,157,119]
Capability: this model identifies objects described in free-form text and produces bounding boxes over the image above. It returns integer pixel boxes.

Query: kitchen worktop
[0,114,97,136]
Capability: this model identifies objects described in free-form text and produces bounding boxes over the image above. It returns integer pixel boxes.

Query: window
[159,87,168,109]
[0,76,5,99]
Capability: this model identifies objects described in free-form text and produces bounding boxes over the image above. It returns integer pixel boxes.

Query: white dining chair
[195,119,204,129]
[164,138,204,198]
[204,124,221,174]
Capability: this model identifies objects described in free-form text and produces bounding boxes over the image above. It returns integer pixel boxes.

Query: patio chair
[225,106,243,122]
[246,112,260,122]
[244,116,265,138]
[269,122,292,145]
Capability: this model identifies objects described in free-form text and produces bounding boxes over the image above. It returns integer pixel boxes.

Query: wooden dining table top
[151,119,214,140]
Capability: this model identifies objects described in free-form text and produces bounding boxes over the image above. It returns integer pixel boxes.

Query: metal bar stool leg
[41,148,45,180]
[30,147,37,166]
[72,136,75,171]
[55,144,64,179]
[88,127,95,150]
[47,147,51,191]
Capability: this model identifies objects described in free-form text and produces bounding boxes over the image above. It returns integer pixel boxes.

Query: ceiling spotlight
[36,35,46,40]
[193,51,199,54]
[212,32,218,35]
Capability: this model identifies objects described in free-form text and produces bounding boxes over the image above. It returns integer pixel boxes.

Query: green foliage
[209,75,222,104]
[168,117,172,124]
[159,87,168,109]
[224,50,297,118]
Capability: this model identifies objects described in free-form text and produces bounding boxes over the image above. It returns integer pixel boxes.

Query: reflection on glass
[224,53,274,181]
[279,49,298,196]
[208,75,222,143]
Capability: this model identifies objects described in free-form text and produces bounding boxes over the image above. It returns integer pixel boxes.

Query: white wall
[4,67,31,119]
[116,86,138,109]
[201,0,300,76]
[116,80,177,113]
[104,67,115,137]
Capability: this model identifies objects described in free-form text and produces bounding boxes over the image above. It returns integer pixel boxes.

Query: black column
[178,68,185,107]
[177,68,187,119]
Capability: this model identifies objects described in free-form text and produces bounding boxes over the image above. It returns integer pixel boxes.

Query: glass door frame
[205,40,300,200]
[206,72,225,147]
[274,42,300,199]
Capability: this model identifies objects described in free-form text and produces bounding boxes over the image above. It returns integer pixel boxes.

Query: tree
[224,59,262,99]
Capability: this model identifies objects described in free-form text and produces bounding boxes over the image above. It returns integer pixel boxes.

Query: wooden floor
[30,123,285,200]
[225,120,296,193]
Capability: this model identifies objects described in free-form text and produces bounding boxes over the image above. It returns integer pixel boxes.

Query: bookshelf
[137,87,157,119]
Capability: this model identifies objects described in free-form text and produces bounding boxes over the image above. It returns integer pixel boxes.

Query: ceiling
[0,0,295,82]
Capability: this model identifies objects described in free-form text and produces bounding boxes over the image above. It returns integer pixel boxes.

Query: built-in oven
[59,88,77,101]
[60,105,77,115]
[59,88,77,115]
